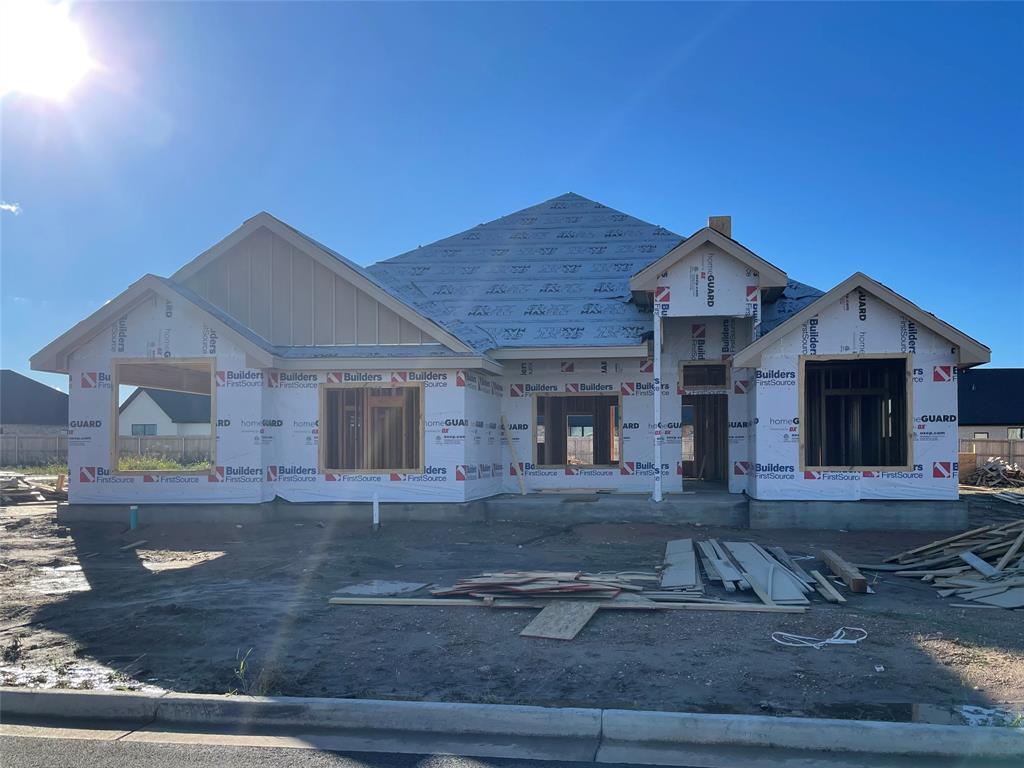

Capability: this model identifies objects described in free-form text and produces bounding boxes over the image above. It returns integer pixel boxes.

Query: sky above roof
[2,2,1021,390]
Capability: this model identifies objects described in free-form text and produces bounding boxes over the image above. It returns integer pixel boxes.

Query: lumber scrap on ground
[820,549,868,593]
[519,601,600,640]
[858,520,1024,610]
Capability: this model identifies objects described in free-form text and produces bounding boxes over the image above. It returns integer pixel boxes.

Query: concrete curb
[2,688,1022,763]
[601,708,1024,759]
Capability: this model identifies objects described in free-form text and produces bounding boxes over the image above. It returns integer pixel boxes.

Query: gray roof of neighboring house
[0,369,68,426]
[958,368,1024,426]
[120,387,211,424]
[366,193,683,351]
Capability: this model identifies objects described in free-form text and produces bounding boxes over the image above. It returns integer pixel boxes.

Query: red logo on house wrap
[733,461,751,475]
[676,462,683,475]
[654,286,670,304]
[266,466,279,482]
[640,359,653,373]
[510,462,523,476]
[456,370,466,387]
[804,471,821,480]
[143,474,160,483]
[267,372,280,388]
[692,324,706,339]
[208,466,225,483]
[564,467,580,476]
[933,366,954,382]
[79,466,97,483]
[215,371,227,386]
[746,285,758,302]
[560,361,574,373]
[389,473,404,481]
[564,383,580,393]
[862,471,878,478]
[324,473,342,481]
[932,461,953,478]
[621,382,636,396]
[80,372,98,388]
[510,383,524,397]
[620,462,636,475]
[326,372,344,384]
[455,465,467,481]
[734,380,749,394]
[391,372,408,384]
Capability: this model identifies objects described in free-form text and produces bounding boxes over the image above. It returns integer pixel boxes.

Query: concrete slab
[748,499,968,531]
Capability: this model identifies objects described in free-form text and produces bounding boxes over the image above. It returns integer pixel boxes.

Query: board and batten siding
[182,227,435,347]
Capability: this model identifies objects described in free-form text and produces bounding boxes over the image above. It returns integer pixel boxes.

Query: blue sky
[2,1,1022,391]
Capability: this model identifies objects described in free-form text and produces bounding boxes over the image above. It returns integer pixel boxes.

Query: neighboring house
[957,368,1024,441]
[117,387,212,436]
[0,369,68,436]
[31,193,989,506]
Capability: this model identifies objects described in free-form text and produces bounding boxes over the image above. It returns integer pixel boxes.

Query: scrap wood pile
[965,457,1024,490]
[858,520,1024,610]
[329,538,878,641]
[0,473,66,505]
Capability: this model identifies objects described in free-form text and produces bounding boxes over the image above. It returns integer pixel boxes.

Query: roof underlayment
[366,193,683,352]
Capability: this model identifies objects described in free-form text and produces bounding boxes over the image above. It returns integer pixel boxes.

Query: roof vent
[708,216,732,238]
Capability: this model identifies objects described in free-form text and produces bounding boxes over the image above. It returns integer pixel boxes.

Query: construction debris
[858,520,1024,609]
[1,473,67,506]
[965,457,1024,488]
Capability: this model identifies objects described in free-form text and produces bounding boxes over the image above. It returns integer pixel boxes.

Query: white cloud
[1,201,22,215]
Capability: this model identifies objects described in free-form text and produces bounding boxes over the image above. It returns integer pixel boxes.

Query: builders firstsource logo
[207,466,262,483]
[268,465,317,483]
[216,370,263,388]
[79,372,111,389]
[564,382,614,393]
[755,369,797,386]
[266,372,318,389]
[620,461,663,477]
[755,463,796,480]
[932,366,956,383]
[390,466,448,483]
[932,461,958,479]
[78,467,132,485]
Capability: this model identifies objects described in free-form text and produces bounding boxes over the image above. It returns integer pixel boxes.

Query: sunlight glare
[0,0,95,100]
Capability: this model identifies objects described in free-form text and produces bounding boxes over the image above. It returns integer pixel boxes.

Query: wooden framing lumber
[819,549,868,593]
[326,596,806,613]
[810,569,847,603]
[882,526,993,563]
[995,530,1024,572]
[959,552,998,577]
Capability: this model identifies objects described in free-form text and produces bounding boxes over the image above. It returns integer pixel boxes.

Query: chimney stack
[708,216,732,238]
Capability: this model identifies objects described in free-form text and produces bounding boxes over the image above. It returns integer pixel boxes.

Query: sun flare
[0,0,95,101]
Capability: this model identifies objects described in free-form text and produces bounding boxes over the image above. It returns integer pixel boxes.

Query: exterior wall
[67,293,266,504]
[181,227,436,347]
[748,288,959,500]
[462,371,503,500]
[264,367,480,503]
[655,242,761,325]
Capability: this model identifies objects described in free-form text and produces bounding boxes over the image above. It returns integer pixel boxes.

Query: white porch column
[652,311,663,502]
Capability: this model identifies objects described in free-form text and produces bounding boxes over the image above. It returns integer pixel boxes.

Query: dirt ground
[2,493,1022,723]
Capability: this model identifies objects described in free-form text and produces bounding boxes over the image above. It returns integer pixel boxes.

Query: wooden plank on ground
[883,526,993,563]
[972,588,1024,609]
[661,539,701,589]
[810,569,847,603]
[725,542,807,604]
[519,601,600,640]
[995,530,1024,572]
[327,596,806,613]
[768,546,815,585]
[959,551,998,577]
[820,549,868,593]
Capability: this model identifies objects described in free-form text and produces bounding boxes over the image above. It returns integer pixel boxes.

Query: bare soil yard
[2,494,1022,723]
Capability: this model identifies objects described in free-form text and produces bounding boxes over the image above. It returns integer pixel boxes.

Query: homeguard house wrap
[32,194,989,506]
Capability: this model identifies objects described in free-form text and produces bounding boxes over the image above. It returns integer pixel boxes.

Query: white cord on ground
[771,627,868,650]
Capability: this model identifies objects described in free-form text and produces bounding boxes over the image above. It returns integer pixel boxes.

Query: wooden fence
[958,438,1024,477]
[0,435,212,467]
[0,435,68,466]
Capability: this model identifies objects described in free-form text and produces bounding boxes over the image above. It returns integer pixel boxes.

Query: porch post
[652,311,663,503]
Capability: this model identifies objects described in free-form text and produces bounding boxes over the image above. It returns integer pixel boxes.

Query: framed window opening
[320,383,424,473]
[533,393,621,468]
[678,361,730,393]
[799,354,912,471]
[111,358,216,474]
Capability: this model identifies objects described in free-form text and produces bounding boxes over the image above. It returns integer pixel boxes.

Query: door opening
[680,394,728,485]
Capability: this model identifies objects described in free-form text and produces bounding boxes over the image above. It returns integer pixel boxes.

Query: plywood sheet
[519,601,600,640]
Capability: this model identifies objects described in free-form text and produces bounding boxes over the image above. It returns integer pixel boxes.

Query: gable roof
[120,387,211,423]
[958,369,1024,426]
[732,271,990,368]
[0,370,68,426]
[31,274,276,374]
[170,212,473,355]
[366,193,683,350]
[629,226,788,292]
